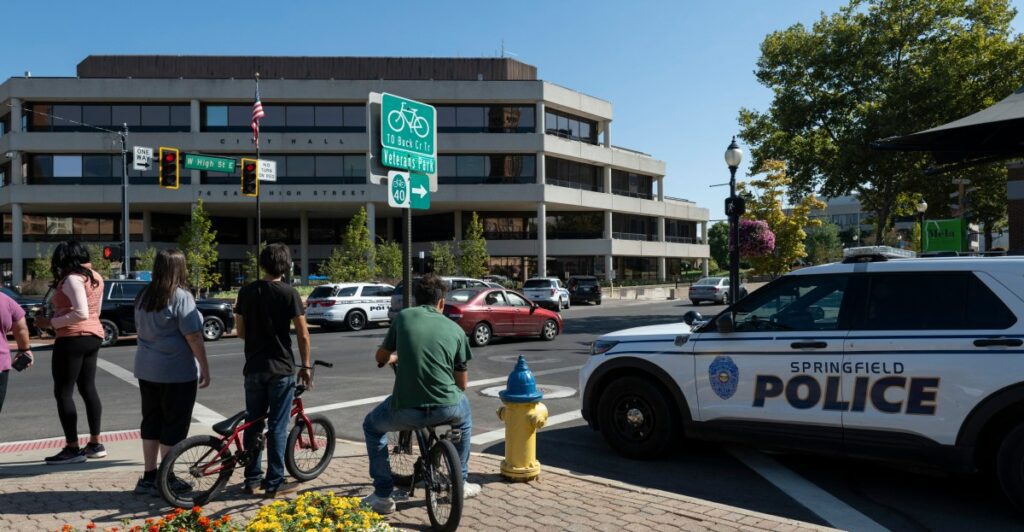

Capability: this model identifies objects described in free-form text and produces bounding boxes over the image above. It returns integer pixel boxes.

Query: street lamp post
[724,137,743,305]
[917,200,928,253]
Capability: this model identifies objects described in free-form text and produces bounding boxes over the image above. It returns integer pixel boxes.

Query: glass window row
[436,105,535,133]
[545,157,603,192]
[203,104,366,132]
[1,213,142,242]
[611,169,654,199]
[26,104,190,132]
[438,154,536,185]
[544,109,599,144]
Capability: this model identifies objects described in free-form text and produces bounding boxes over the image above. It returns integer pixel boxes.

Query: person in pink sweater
[34,241,106,465]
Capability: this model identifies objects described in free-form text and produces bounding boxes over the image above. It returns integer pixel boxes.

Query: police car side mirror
[715,312,735,333]
[683,310,703,326]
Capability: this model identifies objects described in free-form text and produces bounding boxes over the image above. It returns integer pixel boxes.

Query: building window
[466,212,536,240]
[544,109,598,144]
[436,105,535,133]
[8,213,142,242]
[202,104,366,132]
[412,213,455,242]
[26,154,184,185]
[25,103,190,132]
[438,154,535,185]
[545,157,602,192]
[546,212,603,239]
[611,170,654,199]
[665,219,697,244]
[546,256,598,279]
[612,213,657,241]
[612,257,659,281]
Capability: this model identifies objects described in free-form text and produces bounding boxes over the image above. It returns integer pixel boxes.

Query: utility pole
[119,123,130,279]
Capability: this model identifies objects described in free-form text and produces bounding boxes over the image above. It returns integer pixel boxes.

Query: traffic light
[102,245,123,262]
[158,147,180,189]
[241,158,258,197]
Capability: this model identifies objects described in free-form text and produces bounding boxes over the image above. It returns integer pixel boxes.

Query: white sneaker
[463,482,482,499]
[361,493,396,514]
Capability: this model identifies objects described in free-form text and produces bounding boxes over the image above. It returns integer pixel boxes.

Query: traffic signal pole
[119,123,130,279]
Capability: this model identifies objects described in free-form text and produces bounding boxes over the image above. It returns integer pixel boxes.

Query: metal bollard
[496,355,548,482]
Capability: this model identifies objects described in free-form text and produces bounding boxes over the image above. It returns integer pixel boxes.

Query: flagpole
[255,73,262,263]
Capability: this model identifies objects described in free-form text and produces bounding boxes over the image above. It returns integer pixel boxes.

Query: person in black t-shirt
[234,243,312,496]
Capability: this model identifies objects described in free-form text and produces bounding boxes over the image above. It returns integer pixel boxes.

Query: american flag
[251,82,265,147]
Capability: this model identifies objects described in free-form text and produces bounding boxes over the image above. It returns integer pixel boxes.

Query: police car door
[693,273,851,436]
[360,285,391,321]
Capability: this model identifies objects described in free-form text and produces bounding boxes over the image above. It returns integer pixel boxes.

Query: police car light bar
[842,246,917,262]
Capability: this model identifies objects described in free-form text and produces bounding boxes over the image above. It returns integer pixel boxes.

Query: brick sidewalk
[0,437,833,532]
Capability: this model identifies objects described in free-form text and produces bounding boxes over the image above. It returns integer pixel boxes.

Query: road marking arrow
[412,185,427,198]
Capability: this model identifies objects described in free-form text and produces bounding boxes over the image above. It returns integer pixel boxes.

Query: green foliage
[376,240,403,282]
[738,0,1024,242]
[459,212,490,279]
[738,160,826,277]
[804,222,843,265]
[321,207,375,282]
[177,199,220,292]
[85,244,114,279]
[240,242,267,284]
[28,253,51,282]
[708,222,729,268]
[430,241,458,276]
[133,247,157,272]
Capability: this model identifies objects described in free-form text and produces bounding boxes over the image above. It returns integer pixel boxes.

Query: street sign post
[184,153,237,173]
[133,146,153,171]
[258,159,277,182]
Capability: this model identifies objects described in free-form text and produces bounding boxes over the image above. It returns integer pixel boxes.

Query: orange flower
[174,508,184,516]
[205,528,213,532]
[62,525,73,532]
[192,506,202,514]
[148,526,159,532]
[197,516,210,526]
[144,519,154,525]
[86,523,96,530]
[221,515,231,522]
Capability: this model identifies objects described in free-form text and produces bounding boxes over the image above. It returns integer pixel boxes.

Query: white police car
[304,282,394,331]
[580,247,1024,508]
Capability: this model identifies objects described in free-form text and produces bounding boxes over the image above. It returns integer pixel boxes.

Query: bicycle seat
[213,411,248,436]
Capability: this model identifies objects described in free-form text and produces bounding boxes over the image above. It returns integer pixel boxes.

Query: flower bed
[59,492,392,532]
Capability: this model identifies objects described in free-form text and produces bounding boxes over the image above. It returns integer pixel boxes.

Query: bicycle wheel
[285,414,336,481]
[412,116,430,138]
[387,110,405,132]
[425,439,463,532]
[159,435,234,508]
[388,431,415,486]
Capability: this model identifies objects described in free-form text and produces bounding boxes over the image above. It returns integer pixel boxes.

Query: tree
[27,253,51,282]
[431,241,458,276]
[805,222,843,265]
[708,222,729,268]
[178,199,220,292]
[738,0,1024,242]
[240,241,267,284]
[738,160,825,277]
[376,240,402,283]
[321,207,375,282]
[85,244,114,279]
[133,247,157,272]
[966,165,1008,251]
[459,212,490,279]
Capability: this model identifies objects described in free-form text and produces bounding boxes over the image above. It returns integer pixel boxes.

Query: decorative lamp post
[724,137,743,305]
[916,200,928,253]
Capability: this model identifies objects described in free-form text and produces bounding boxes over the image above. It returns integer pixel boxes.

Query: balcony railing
[612,231,657,242]
[666,236,697,244]
[546,178,602,192]
[611,188,654,200]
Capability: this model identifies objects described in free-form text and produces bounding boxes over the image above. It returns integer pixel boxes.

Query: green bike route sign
[183,153,236,173]
[380,92,436,175]
[387,170,430,210]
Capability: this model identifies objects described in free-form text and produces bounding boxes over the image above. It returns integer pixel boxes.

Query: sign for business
[922,218,964,253]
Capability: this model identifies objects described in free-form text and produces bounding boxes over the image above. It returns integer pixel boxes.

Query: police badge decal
[709,356,739,399]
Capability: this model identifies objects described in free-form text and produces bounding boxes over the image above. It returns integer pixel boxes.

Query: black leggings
[52,336,103,443]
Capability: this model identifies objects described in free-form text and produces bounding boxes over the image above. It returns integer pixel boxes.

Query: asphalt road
[2,298,1022,530]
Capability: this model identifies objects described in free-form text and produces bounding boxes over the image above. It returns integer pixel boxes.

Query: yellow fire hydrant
[496,355,549,481]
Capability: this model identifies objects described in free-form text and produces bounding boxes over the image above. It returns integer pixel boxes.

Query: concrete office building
[0,56,709,287]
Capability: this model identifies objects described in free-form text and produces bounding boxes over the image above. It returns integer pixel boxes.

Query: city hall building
[0,56,709,287]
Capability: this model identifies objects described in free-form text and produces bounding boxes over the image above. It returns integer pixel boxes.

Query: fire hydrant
[496,355,548,481]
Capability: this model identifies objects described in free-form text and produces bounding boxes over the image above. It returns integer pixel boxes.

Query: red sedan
[443,288,563,347]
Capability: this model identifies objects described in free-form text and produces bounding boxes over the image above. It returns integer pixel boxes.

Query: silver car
[688,276,748,305]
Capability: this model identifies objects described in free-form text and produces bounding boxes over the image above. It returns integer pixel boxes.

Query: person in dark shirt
[234,243,312,497]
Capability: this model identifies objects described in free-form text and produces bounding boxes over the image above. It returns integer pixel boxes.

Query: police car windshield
[731,276,848,332]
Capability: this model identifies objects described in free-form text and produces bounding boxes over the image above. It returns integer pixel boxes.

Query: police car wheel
[598,376,677,459]
[346,310,367,331]
[996,422,1024,511]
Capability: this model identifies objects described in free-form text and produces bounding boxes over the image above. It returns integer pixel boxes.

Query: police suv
[580,248,1024,508]
[304,282,394,331]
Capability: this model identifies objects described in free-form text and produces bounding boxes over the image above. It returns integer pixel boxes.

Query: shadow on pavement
[562,313,684,336]
[0,459,138,476]
[482,424,826,526]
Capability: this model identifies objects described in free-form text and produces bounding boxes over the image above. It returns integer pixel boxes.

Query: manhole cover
[479,384,576,399]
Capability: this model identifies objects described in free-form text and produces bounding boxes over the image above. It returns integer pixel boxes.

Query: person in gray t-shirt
[131,248,211,496]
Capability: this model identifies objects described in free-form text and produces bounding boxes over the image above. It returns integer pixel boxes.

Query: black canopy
[872,86,1024,171]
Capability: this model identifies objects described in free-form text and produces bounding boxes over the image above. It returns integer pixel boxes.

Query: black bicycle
[383,365,463,531]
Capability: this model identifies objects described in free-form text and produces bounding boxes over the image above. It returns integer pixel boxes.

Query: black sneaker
[168,475,192,494]
[134,477,159,497]
[45,446,86,465]
[84,442,107,458]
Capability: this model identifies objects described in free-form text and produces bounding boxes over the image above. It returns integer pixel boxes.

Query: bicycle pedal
[392,490,410,501]
[446,429,462,443]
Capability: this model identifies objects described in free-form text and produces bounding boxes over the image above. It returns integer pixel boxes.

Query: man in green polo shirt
[361,274,479,515]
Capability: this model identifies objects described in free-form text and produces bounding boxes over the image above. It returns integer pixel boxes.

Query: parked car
[1,287,45,336]
[44,280,235,348]
[304,282,394,331]
[579,248,1024,509]
[567,275,602,305]
[522,277,570,311]
[388,276,489,320]
[443,287,562,347]
[688,276,748,305]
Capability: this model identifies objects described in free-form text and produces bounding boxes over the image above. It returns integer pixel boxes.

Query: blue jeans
[244,372,295,491]
[363,394,472,498]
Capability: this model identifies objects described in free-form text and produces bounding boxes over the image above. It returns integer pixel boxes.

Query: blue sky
[5,0,1022,220]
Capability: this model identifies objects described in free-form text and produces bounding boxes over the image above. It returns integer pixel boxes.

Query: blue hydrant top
[499,355,544,403]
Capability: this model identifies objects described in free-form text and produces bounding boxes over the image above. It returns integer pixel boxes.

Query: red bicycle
[158,361,336,508]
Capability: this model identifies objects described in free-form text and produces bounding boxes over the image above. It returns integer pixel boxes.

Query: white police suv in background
[304,282,394,331]
[580,248,1024,509]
